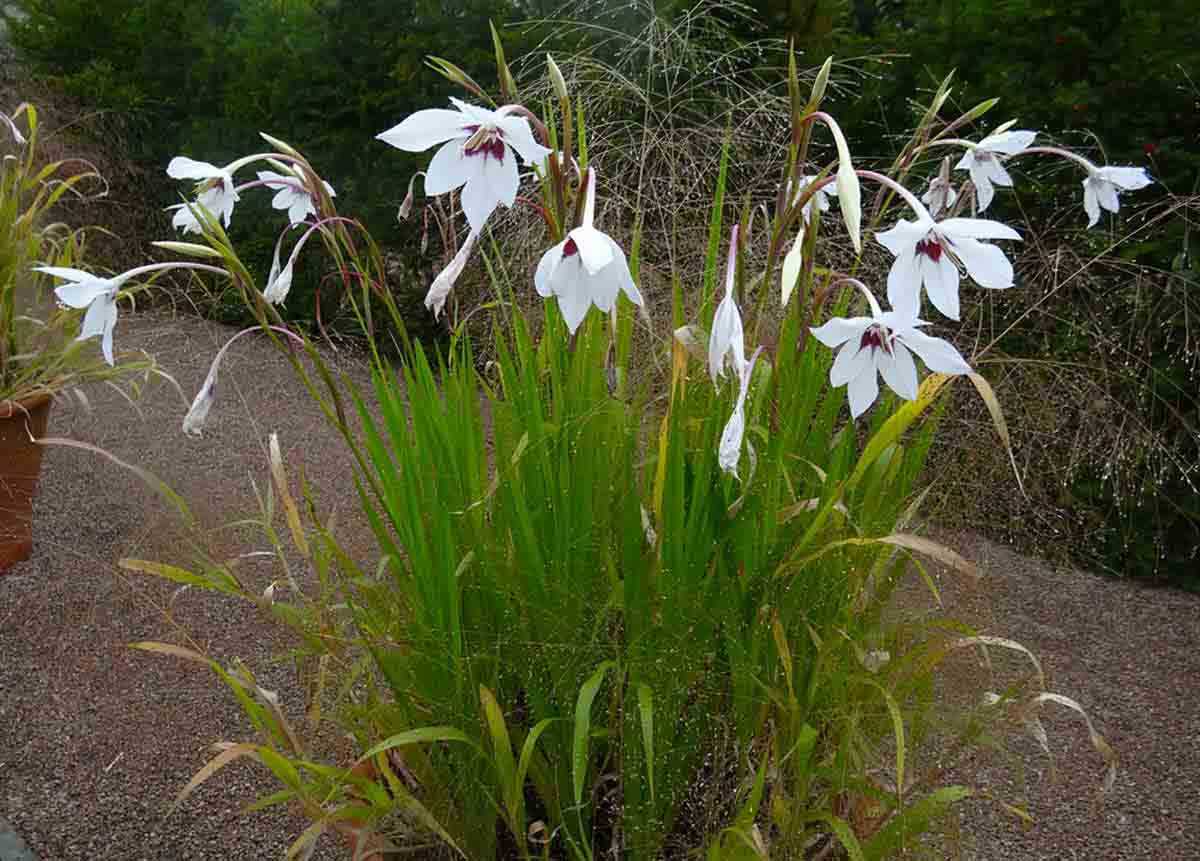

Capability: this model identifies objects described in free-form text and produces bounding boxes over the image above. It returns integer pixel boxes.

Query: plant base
[0,393,52,573]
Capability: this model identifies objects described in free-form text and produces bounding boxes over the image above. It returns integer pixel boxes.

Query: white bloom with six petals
[534,169,643,334]
[33,266,121,365]
[877,211,1021,321]
[810,287,972,418]
[257,169,335,225]
[1082,165,1153,228]
[954,130,1036,211]
[377,98,552,233]
[166,156,239,233]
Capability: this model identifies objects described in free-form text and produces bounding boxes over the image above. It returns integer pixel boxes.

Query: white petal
[981,130,1036,155]
[425,139,470,196]
[718,402,746,478]
[1096,180,1121,214]
[1097,166,1152,191]
[286,195,312,225]
[953,236,1014,290]
[79,292,113,339]
[939,217,1021,242]
[830,341,873,387]
[606,238,644,307]
[922,252,961,321]
[568,225,615,276]
[263,263,294,304]
[424,230,479,319]
[486,146,520,207]
[876,218,929,257]
[54,281,110,308]
[968,160,995,211]
[781,231,804,306]
[886,246,923,317]
[709,292,745,384]
[1082,177,1101,227]
[459,169,503,233]
[899,328,972,375]
[377,108,470,152]
[535,241,566,297]
[554,263,592,334]
[846,362,880,418]
[169,203,202,234]
[985,158,1014,188]
[448,98,496,125]
[99,301,118,366]
[35,265,91,285]
[810,316,869,349]
[167,156,220,180]
[1,113,26,145]
[877,341,918,401]
[497,115,553,165]
[954,150,975,172]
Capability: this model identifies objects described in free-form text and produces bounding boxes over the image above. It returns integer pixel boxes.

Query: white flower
[33,266,121,365]
[810,288,972,418]
[425,229,479,319]
[921,172,958,217]
[877,213,1021,321]
[534,169,643,334]
[257,169,335,225]
[166,156,240,232]
[710,226,746,383]
[954,130,1036,211]
[718,347,762,479]
[263,230,296,305]
[1,110,25,146]
[1082,165,1153,228]
[787,174,832,223]
[377,98,552,233]
[780,176,833,306]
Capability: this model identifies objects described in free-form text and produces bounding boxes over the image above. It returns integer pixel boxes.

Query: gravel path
[1,309,1197,860]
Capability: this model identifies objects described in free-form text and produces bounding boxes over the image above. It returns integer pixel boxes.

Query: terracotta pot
[0,392,52,572]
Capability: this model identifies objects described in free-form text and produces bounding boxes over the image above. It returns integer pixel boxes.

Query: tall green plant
[111,31,1120,861]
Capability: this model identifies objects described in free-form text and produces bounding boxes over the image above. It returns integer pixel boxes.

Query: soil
[1,309,1196,860]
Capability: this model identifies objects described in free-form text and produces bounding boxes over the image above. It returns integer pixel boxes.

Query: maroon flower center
[562,237,579,257]
[859,325,892,355]
[915,236,943,262]
[462,124,507,162]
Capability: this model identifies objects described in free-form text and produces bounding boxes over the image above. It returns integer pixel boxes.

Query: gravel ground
[1,309,1198,860]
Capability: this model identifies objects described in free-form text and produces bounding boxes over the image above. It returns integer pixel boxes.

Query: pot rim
[0,390,54,420]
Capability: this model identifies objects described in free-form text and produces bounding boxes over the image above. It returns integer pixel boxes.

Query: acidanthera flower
[35,262,228,365]
[257,169,335,225]
[877,209,1021,321]
[377,97,552,232]
[709,227,746,384]
[1,108,25,145]
[810,281,972,418]
[718,347,763,479]
[425,229,479,319]
[1082,165,1153,228]
[954,129,1036,211]
[534,169,643,334]
[167,156,240,232]
[781,177,833,306]
[921,157,958,217]
[35,267,122,365]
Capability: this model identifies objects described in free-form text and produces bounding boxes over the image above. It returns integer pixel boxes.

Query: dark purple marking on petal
[915,237,943,263]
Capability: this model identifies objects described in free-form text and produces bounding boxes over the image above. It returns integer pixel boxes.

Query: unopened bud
[547,54,569,103]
